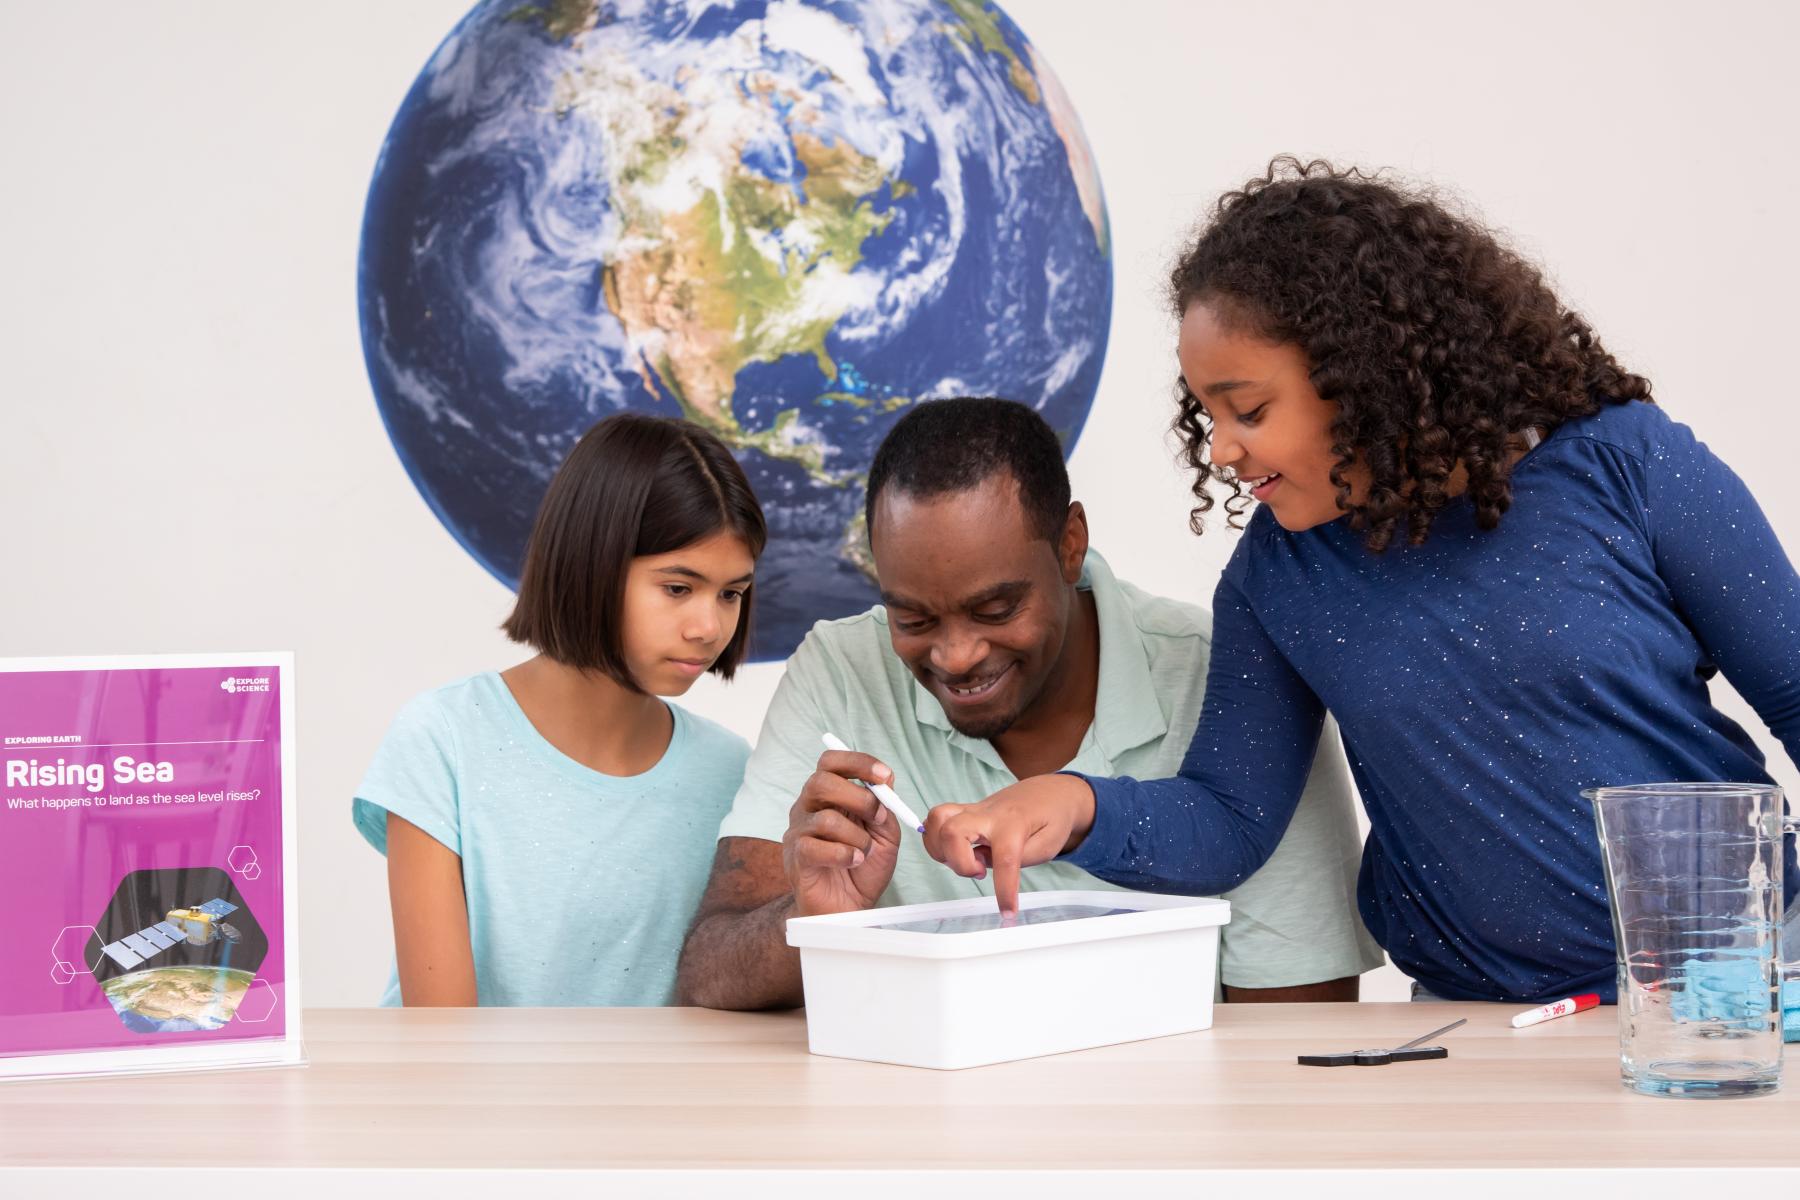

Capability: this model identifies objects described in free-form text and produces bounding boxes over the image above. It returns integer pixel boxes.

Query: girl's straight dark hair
[502,413,768,688]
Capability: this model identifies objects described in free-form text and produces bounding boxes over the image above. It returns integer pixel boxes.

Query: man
[676,398,1380,1007]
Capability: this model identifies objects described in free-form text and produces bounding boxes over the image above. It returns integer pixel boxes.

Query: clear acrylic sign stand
[0,653,303,1080]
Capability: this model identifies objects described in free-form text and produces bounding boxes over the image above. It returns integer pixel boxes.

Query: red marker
[1511,993,1600,1028]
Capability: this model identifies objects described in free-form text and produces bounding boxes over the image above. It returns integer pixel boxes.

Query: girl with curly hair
[918,158,1800,1004]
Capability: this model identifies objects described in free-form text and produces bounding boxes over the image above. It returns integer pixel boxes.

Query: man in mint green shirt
[676,399,1381,1008]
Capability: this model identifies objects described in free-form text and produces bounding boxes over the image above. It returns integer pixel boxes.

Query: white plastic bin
[785,889,1230,1070]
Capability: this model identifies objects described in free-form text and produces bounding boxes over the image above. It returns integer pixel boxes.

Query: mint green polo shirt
[718,549,1384,989]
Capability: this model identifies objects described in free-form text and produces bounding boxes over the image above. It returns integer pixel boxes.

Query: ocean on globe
[359,0,1112,659]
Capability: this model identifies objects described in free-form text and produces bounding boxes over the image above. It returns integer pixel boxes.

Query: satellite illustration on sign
[358,0,1114,659]
[76,867,271,1035]
[98,898,241,972]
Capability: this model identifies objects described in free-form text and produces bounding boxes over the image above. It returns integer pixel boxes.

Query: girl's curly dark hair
[1171,157,1653,551]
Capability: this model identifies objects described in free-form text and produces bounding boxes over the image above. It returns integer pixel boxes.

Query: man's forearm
[675,892,804,1010]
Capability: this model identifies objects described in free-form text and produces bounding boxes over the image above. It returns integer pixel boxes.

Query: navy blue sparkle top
[1067,400,1800,1002]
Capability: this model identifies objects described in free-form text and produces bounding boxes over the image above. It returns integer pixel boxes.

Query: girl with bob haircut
[354,413,767,1006]
[920,158,1800,1005]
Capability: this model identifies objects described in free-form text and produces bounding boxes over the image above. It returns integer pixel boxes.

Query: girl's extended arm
[923,574,1324,910]
[387,812,477,1006]
[1064,574,1325,891]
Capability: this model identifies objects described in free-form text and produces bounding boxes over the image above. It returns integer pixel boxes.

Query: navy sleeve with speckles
[1063,573,1326,893]
[1646,419,1800,765]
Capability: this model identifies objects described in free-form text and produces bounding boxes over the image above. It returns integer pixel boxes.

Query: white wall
[4,1,1796,1006]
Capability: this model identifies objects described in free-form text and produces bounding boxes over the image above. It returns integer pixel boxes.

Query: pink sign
[0,654,301,1078]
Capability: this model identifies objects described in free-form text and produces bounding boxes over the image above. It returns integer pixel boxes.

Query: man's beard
[944,707,1022,741]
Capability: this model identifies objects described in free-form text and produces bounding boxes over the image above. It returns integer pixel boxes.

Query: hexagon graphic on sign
[227,844,261,883]
[82,867,269,1034]
[49,924,104,986]
[235,978,278,1024]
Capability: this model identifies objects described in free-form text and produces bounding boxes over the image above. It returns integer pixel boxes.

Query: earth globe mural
[358,0,1112,659]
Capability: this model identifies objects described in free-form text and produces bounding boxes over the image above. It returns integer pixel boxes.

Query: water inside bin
[873,904,1140,935]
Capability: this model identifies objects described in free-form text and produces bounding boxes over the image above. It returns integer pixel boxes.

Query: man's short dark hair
[864,397,1071,542]
[502,413,767,688]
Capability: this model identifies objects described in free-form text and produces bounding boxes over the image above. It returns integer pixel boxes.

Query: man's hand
[921,773,1096,914]
[677,752,906,1009]
[783,750,903,916]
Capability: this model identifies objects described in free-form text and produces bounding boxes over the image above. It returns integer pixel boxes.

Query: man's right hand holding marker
[920,773,1097,916]
[783,749,904,917]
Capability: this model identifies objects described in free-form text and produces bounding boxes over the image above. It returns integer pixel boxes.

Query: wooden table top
[1,1002,1795,1176]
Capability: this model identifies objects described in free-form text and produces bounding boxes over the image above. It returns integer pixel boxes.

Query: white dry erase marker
[1511,993,1600,1028]
[821,732,926,833]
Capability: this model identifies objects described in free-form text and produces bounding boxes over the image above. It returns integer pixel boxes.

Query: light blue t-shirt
[353,671,748,1006]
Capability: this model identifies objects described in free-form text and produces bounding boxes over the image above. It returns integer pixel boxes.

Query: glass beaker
[1587,783,1799,1097]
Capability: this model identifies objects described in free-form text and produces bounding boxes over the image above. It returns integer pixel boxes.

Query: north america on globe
[359,0,1112,659]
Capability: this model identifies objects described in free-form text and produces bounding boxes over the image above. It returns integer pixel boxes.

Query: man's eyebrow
[881,580,1030,611]
[655,565,755,584]
[961,580,1030,608]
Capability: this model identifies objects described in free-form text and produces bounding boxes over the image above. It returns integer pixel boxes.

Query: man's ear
[1058,501,1088,583]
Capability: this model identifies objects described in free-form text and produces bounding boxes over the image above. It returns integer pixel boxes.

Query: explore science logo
[219,676,271,695]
